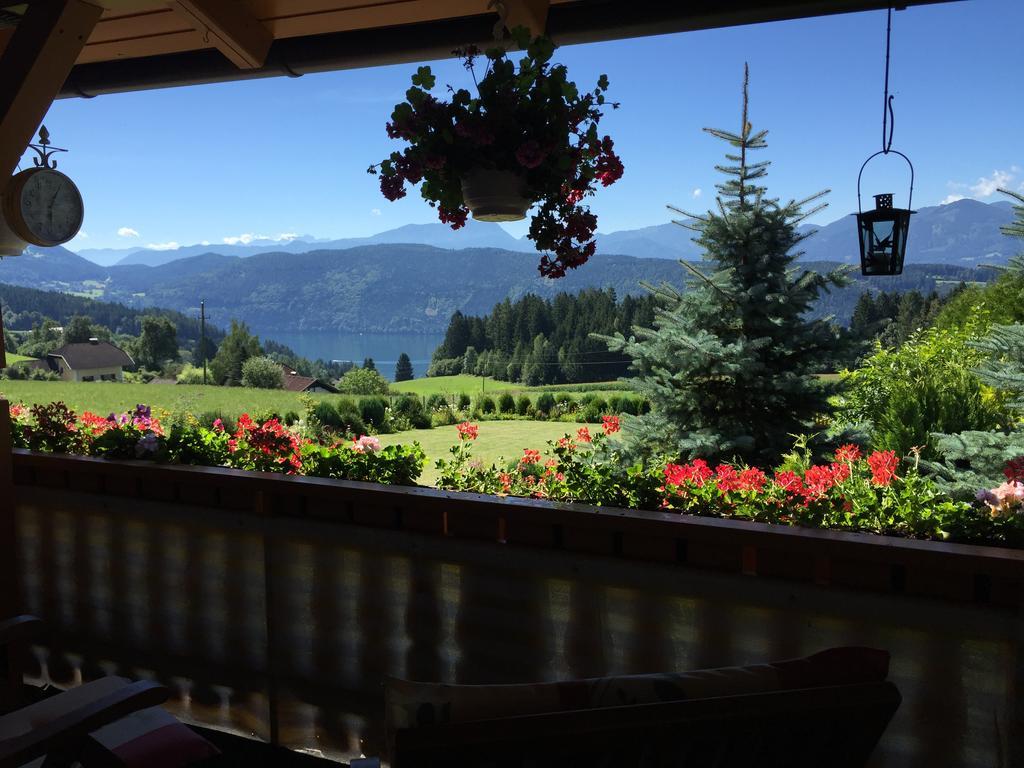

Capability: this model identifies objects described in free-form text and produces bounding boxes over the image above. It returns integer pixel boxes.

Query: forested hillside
[4,244,996,333]
[428,289,658,384]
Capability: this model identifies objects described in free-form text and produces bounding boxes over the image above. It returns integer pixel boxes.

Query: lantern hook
[856,149,914,215]
[881,6,896,154]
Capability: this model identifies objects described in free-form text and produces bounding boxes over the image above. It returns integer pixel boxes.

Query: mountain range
[2,241,996,334]
[74,198,1018,269]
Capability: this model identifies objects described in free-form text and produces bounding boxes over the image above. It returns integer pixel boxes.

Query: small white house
[44,339,134,382]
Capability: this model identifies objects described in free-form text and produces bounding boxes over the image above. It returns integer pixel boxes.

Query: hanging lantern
[854,151,914,276]
[852,7,916,277]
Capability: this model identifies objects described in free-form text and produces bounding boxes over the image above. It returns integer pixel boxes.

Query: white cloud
[371,208,382,216]
[940,194,966,205]
[968,169,1013,198]
[117,227,139,238]
[145,241,180,251]
[692,188,702,198]
[76,231,89,239]
[200,240,210,246]
[222,232,299,245]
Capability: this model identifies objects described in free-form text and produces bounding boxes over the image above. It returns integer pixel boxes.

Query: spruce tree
[394,352,414,382]
[600,66,846,465]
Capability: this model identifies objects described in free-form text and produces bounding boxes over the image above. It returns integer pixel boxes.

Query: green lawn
[378,419,582,486]
[4,353,36,364]
[392,375,631,401]
[0,380,349,419]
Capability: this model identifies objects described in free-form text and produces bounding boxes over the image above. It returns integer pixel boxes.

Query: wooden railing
[5,448,1023,767]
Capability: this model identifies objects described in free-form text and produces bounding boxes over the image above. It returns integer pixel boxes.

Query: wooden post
[0,0,102,193]
[0,398,17,619]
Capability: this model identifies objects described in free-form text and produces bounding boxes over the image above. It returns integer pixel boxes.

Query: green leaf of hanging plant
[527,36,555,64]
[510,25,532,49]
[411,66,435,89]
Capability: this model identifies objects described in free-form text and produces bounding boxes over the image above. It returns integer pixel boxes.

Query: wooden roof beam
[504,0,550,37]
[171,0,272,69]
[0,0,102,193]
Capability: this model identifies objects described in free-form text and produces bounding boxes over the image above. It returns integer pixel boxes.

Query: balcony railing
[3,442,1022,766]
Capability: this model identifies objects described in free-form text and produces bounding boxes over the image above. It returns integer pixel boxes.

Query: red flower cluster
[520,448,542,466]
[456,421,479,441]
[867,450,899,487]
[834,444,862,463]
[602,415,620,435]
[1004,457,1024,483]
[576,427,592,443]
[231,414,302,472]
[664,458,713,487]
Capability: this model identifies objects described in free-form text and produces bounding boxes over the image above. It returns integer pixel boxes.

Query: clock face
[16,169,84,246]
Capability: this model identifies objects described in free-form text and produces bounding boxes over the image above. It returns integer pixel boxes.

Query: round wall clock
[2,167,84,248]
[1,126,84,249]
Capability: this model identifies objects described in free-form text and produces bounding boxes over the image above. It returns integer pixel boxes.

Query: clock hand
[48,184,61,224]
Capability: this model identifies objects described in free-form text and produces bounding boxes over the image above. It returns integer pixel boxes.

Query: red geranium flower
[834,444,862,463]
[867,451,899,486]
[601,415,620,435]
[576,427,592,443]
[1003,456,1024,483]
[520,448,542,465]
[456,421,478,441]
[738,467,767,492]
[774,470,804,495]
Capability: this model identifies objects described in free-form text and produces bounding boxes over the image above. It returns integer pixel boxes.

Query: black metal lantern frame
[855,149,915,276]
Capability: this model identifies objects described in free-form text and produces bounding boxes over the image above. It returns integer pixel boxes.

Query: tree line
[428,288,658,385]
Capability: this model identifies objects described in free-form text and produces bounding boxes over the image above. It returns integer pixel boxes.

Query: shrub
[431,406,458,427]
[241,356,285,389]
[360,396,388,428]
[427,357,463,377]
[336,405,367,437]
[426,393,448,411]
[393,395,431,429]
[337,367,391,396]
[457,393,471,410]
[312,400,344,430]
[515,394,532,416]
[176,363,206,385]
[606,394,623,413]
[579,402,603,423]
[283,410,301,426]
[477,395,496,414]
[535,392,556,415]
[498,393,516,414]
[838,326,1006,457]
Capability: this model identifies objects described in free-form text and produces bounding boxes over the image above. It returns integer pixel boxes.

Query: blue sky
[31,0,1023,251]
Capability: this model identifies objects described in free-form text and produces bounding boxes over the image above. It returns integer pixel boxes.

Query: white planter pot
[460,168,530,222]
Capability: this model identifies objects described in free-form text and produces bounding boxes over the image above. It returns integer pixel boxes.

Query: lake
[256,330,445,381]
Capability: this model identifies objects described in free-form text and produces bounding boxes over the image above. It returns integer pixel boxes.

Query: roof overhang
[0,0,960,99]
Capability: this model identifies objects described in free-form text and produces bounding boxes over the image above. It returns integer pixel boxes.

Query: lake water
[256,330,445,381]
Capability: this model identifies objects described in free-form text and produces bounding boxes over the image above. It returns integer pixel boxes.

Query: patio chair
[0,615,219,768]
[387,647,902,768]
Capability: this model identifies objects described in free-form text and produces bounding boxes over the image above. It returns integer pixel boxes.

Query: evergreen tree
[394,352,414,382]
[63,315,97,344]
[600,66,846,464]
[209,320,261,385]
[363,357,376,371]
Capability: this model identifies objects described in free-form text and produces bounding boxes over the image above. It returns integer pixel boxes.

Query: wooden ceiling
[0,0,958,96]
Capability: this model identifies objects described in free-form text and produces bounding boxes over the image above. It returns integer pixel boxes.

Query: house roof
[47,341,134,370]
[0,1,957,99]
[279,363,338,394]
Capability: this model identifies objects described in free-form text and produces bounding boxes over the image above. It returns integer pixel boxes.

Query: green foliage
[135,315,179,370]
[301,441,426,486]
[393,395,431,430]
[426,357,463,377]
[394,352,414,382]
[457,393,471,410]
[336,366,391,396]
[498,392,516,414]
[209,320,261,385]
[515,394,532,415]
[602,68,847,465]
[838,325,1006,458]
[477,394,496,414]
[360,396,388,429]
[63,315,101,344]
[241,356,285,389]
[176,363,206,385]
[535,392,555,415]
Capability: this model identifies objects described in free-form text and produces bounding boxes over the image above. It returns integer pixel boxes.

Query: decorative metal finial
[28,125,68,170]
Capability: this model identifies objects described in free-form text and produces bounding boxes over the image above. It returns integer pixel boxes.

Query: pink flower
[352,435,382,454]
[212,418,224,432]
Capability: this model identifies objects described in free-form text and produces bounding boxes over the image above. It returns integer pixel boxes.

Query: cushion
[0,676,219,768]
[384,647,889,754]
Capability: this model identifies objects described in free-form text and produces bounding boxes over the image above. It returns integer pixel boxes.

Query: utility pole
[200,300,207,385]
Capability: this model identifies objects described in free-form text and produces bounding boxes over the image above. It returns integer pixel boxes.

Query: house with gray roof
[42,339,135,382]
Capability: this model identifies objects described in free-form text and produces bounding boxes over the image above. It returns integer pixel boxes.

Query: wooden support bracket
[0,0,102,194]
[171,0,272,69]
[504,0,550,37]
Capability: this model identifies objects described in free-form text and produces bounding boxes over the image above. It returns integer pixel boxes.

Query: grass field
[391,375,631,401]
[4,354,36,364]
[378,420,584,485]
[0,380,348,419]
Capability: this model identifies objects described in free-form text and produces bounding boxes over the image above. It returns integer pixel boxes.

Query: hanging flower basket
[460,167,530,222]
[368,28,624,278]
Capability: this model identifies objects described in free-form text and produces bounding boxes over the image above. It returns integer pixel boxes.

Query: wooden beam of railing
[0,0,102,192]
[504,0,550,37]
[170,0,272,69]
